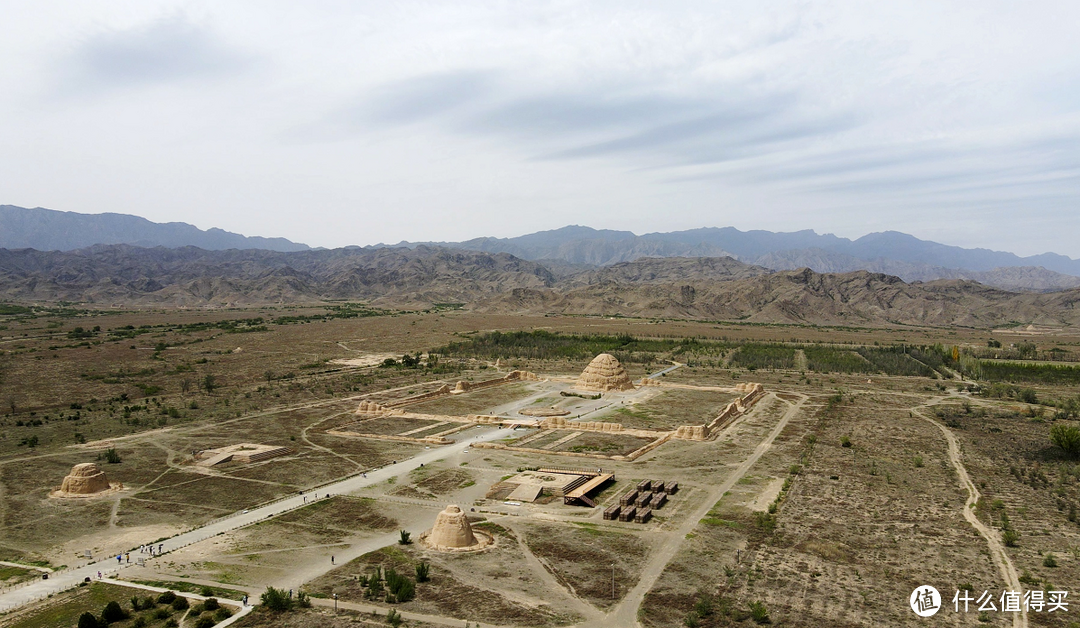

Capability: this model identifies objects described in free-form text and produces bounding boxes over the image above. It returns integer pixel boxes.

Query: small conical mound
[60,463,111,495]
[428,505,477,548]
[575,353,635,392]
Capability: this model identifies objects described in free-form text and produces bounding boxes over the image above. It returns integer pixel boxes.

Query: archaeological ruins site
[6,310,1077,628]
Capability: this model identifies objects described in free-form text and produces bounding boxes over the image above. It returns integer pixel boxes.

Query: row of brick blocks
[604,504,652,523]
[605,479,678,522]
[622,490,667,508]
[636,479,678,495]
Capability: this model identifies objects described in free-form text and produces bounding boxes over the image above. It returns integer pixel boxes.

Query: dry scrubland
[1,305,1079,627]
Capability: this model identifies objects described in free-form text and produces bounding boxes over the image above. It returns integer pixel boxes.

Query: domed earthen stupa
[52,463,121,498]
[574,353,635,392]
[420,505,493,551]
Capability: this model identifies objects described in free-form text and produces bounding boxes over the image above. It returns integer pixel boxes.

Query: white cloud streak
[0,1,1078,257]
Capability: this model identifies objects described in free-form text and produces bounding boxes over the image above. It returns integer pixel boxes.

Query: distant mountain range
[0,205,309,252]
[2,244,1080,328]
[392,225,1080,292]
[3,204,1080,294]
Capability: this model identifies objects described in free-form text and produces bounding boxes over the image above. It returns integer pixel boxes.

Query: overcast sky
[2,2,1079,256]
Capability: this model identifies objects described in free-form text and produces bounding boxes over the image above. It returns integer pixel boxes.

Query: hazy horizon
[11,203,1080,263]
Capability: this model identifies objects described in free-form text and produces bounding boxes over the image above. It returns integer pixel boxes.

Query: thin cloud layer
[0,2,1078,257]
[54,15,249,96]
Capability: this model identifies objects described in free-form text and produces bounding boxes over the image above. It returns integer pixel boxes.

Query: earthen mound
[420,505,493,552]
[574,353,635,392]
[52,463,122,498]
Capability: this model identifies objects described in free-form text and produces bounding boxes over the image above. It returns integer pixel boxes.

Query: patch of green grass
[195,562,244,585]
[3,582,134,628]
[700,517,743,528]
[0,565,33,581]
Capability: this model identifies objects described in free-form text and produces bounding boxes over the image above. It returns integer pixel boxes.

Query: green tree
[101,600,127,623]
[260,586,291,612]
[201,374,218,394]
[398,530,412,545]
[1051,424,1080,458]
[78,612,100,628]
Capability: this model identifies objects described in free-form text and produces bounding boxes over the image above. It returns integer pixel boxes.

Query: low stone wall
[452,370,539,394]
[538,416,662,439]
[384,384,453,408]
[540,416,621,432]
[474,431,668,462]
[355,400,400,416]
[326,429,451,445]
[673,383,766,441]
[374,370,540,408]
[620,433,673,461]
[519,408,571,417]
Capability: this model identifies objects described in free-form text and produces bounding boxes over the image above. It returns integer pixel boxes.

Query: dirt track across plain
[912,400,1027,628]
[604,392,807,627]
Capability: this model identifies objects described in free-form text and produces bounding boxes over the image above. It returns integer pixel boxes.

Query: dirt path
[107,495,122,528]
[794,349,808,371]
[604,392,807,627]
[502,519,604,622]
[300,411,364,471]
[912,400,1027,628]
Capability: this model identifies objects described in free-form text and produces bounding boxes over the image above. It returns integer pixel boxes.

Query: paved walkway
[0,426,513,613]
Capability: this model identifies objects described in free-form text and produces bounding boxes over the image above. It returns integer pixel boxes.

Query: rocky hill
[0,245,553,307]
[565,256,772,286]
[477,267,1080,327]
[2,245,1080,328]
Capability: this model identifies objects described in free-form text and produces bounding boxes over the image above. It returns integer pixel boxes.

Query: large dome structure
[575,353,635,392]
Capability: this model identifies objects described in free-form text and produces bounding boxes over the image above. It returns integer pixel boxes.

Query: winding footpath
[912,400,1027,628]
